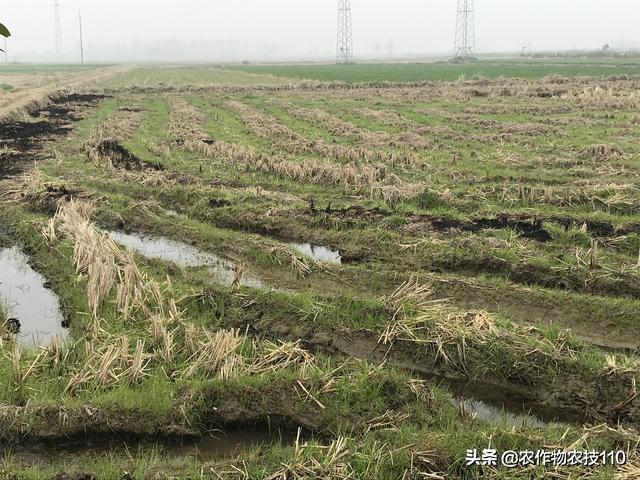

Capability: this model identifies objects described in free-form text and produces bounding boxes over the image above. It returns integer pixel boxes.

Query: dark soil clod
[0,93,107,180]
[53,473,96,480]
[3,317,21,334]
[519,229,553,242]
[89,139,164,172]
[208,198,231,208]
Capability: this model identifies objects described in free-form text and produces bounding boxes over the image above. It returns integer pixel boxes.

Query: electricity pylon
[454,0,475,59]
[336,0,353,64]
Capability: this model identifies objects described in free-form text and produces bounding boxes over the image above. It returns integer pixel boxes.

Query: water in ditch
[2,427,300,466]
[105,230,266,289]
[288,242,342,265]
[0,246,67,347]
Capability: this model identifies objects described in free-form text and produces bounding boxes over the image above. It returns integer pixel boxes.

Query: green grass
[228,59,640,83]
[97,65,291,89]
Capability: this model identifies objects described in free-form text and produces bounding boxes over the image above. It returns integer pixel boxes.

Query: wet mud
[2,427,299,467]
[303,205,640,240]
[329,331,585,425]
[236,308,636,427]
[340,331,639,426]
[211,207,640,298]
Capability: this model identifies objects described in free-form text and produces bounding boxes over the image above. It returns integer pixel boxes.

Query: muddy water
[169,428,299,460]
[105,231,266,289]
[421,371,547,426]
[449,378,550,426]
[331,333,576,426]
[431,374,575,426]
[450,392,543,427]
[289,242,342,265]
[4,428,298,465]
[0,246,66,346]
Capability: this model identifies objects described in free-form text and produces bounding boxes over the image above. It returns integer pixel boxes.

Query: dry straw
[580,143,624,160]
[51,199,118,317]
[266,435,352,480]
[182,328,243,379]
[167,98,421,201]
[278,100,427,162]
[250,340,314,376]
[50,199,179,321]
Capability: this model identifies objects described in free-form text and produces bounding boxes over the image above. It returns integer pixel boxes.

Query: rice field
[0,63,639,479]
[229,59,640,82]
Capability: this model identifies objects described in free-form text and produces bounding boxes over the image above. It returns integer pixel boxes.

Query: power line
[454,0,475,59]
[54,0,63,62]
[78,11,84,64]
[336,0,353,64]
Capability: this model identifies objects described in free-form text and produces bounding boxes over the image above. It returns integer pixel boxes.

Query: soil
[0,362,374,449]
[211,202,639,248]
[205,207,640,299]
[227,303,640,427]
[347,207,639,240]
[0,67,127,120]
[0,404,198,447]
[0,93,108,182]
[300,204,640,240]
[429,276,640,351]
[87,139,164,171]
[52,474,96,480]
[9,427,302,472]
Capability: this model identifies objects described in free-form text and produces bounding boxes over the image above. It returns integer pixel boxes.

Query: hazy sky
[2,0,639,63]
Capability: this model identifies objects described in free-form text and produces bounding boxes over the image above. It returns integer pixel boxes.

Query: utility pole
[78,11,84,64]
[3,38,7,64]
[54,0,63,62]
[454,0,475,59]
[336,0,353,64]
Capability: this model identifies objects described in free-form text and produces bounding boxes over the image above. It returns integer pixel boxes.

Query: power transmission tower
[78,11,84,64]
[54,0,63,62]
[336,0,353,64]
[454,0,475,59]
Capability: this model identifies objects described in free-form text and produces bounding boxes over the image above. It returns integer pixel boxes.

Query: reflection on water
[105,230,266,289]
[453,397,543,427]
[0,246,66,346]
[424,374,571,426]
[289,242,341,265]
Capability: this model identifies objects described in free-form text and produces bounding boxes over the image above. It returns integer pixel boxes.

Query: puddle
[169,428,300,461]
[105,231,266,289]
[0,246,67,346]
[3,427,299,466]
[449,386,546,427]
[453,398,542,427]
[431,375,578,427]
[336,333,576,426]
[288,242,341,265]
